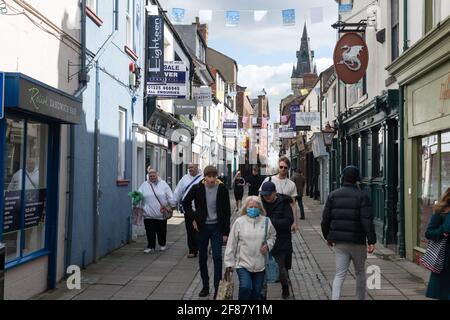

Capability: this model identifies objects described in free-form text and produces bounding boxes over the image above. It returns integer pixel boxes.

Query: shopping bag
[216,269,234,300]
[265,253,279,283]
[131,207,144,226]
[419,237,448,274]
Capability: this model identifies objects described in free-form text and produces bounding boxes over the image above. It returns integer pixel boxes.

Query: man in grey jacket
[321,165,376,300]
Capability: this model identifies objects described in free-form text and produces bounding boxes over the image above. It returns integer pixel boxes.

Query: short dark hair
[279,156,290,168]
[297,168,302,174]
[203,165,218,177]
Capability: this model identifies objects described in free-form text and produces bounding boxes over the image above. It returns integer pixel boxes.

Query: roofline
[207,47,239,72]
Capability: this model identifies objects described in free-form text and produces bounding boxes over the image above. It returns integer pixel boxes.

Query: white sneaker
[144,248,154,253]
[159,246,166,252]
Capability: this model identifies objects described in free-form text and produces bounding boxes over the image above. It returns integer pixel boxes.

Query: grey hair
[239,196,267,217]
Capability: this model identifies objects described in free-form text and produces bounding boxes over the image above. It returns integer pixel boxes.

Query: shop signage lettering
[146,83,186,98]
[174,99,197,115]
[148,15,164,79]
[19,79,81,123]
[295,112,320,128]
[193,87,212,107]
[0,72,4,120]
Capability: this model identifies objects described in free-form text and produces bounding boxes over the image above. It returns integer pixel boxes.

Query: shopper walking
[224,196,276,300]
[291,168,306,220]
[321,165,376,300]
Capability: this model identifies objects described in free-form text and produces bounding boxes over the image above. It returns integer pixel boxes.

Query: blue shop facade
[0,72,81,299]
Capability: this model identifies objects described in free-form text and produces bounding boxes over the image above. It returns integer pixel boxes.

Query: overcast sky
[159,0,338,121]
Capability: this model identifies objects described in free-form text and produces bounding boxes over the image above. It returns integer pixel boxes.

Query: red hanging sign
[333,33,369,84]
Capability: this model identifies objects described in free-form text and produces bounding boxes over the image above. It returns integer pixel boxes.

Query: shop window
[372,127,384,178]
[118,108,126,180]
[361,132,372,178]
[126,0,134,50]
[391,0,399,60]
[441,132,450,192]
[86,0,97,13]
[419,134,439,249]
[3,118,48,262]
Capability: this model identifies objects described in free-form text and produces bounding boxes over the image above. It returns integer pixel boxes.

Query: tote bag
[419,237,448,274]
[264,217,279,283]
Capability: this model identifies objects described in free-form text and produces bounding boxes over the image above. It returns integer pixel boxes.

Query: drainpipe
[66,0,88,270]
[93,62,100,262]
[403,0,409,52]
[398,86,406,257]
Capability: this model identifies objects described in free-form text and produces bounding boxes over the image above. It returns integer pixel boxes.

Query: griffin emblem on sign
[338,45,364,71]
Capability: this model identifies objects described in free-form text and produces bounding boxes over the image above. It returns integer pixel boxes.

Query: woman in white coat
[138,167,176,253]
[224,196,276,300]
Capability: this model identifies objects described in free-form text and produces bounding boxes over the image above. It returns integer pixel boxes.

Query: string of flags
[170,6,333,26]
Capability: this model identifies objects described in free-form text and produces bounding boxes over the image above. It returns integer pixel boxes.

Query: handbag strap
[149,182,164,207]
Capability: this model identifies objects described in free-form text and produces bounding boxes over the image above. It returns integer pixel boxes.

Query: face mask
[246,207,260,218]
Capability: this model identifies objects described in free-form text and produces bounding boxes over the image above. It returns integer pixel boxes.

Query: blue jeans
[198,223,222,291]
[236,268,265,300]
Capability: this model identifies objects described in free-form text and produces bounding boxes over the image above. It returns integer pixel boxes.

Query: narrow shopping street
[35,193,430,301]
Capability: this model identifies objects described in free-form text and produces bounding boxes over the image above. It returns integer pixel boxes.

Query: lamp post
[322,122,335,152]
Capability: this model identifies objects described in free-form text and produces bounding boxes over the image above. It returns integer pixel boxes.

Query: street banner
[254,10,267,22]
[223,121,237,137]
[199,10,212,23]
[310,7,324,24]
[295,112,320,129]
[173,99,197,115]
[339,4,353,13]
[147,15,164,81]
[226,11,239,27]
[171,8,185,23]
[193,86,212,107]
[282,9,295,26]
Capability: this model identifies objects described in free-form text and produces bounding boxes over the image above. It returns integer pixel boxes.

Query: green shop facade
[332,90,401,252]
[387,16,450,263]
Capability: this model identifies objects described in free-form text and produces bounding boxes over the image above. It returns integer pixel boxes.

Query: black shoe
[213,290,218,300]
[282,285,290,299]
[300,217,305,220]
[199,287,209,297]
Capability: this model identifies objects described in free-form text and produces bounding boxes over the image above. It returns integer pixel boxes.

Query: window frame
[118,108,127,180]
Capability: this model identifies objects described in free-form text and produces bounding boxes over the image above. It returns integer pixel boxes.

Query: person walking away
[233,171,245,212]
[182,166,231,298]
[291,169,306,220]
[246,166,263,197]
[321,165,376,300]
[138,167,176,253]
[260,181,294,299]
[224,196,276,300]
[424,187,450,300]
[174,163,203,258]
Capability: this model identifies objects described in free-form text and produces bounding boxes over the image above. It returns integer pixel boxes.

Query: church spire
[295,22,314,76]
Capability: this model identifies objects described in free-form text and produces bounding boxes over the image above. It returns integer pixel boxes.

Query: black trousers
[184,215,198,254]
[273,253,290,287]
[144,218,167,249]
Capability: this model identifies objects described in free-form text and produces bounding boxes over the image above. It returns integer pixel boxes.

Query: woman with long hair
[224,196,276,300]
[425,187,450,300]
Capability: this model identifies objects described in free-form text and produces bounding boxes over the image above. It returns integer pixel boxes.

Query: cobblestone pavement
[34,191,432,300]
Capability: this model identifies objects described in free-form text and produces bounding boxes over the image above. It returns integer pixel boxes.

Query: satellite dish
[171,128,191,147]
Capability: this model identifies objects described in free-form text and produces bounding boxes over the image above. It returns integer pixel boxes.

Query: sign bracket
[331,20,368,33]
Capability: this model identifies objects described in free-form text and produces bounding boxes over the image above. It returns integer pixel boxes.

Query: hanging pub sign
[333,33,369,84]
[147,15,165,81]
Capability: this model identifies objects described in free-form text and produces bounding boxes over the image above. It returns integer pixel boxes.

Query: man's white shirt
[173,171,203,211]
[260,175,297,198]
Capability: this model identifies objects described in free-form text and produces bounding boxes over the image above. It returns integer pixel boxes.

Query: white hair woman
[138,166,176,253]
[224,196,276,300]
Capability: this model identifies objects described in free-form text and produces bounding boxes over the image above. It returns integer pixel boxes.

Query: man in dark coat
[245,166,263,196]
[321,165,376,300]
[183,166,231,299]
[261,181,294,299]
[291,168,306,219]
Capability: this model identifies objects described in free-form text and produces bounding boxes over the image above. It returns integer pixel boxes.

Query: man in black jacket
[261,181,294,299]
[321,165,376,300]
[182,165,231,299]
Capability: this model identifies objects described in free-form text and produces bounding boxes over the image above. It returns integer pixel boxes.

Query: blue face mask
[246,207,260,218]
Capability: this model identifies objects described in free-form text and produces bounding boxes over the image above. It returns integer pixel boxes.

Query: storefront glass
[419,134,440,249]
[3,118,48,261]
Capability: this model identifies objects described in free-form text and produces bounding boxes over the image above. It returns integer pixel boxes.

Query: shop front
[0,73,81,298]
[337,90,399,250]
[387,17,450,261]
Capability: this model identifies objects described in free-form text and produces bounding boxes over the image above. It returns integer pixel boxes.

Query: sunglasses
[279,166,288,170]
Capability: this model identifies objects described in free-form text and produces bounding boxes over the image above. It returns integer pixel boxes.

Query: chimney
[197,23,209,46]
